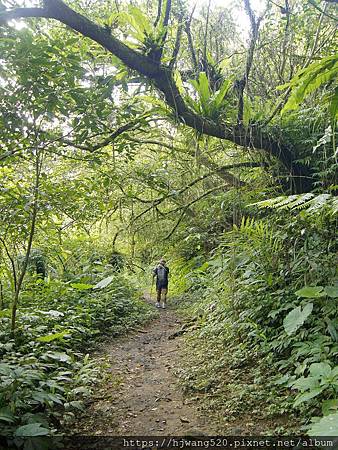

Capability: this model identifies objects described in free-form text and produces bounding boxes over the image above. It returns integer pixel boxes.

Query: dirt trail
[73,295,217,436]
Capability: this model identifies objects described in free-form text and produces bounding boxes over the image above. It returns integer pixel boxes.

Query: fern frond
[307,194,332,212]
[249,193,337,214]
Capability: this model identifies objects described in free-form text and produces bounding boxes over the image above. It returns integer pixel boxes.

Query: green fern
[231,217,281,253]
[279,55,338,120]
[250,193,337,214]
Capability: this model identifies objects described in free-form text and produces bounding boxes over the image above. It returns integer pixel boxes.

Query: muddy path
[72,295,217,436]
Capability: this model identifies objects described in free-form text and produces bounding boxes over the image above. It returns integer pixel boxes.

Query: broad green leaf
[295,286,325,298]
[309,411,338,436]
[325,286,338,298]
[118,6,152,42]
[197,72,211,107]
[309,362,332,378]
[14,423,50,437]
[68,400,84,410]
[44,352,71,363]
[36,330,70,342]
[93,275,114,289]
[128,6,151,34]
[207,257,223,268]
[283,303,313,335]
[158,0,169,29]
[213,79,231,109]
[185,95,201,114]
[292,376,319,391]
[294,387,323,407]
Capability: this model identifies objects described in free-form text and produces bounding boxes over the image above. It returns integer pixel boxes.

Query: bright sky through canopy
[9,0,266,38]
[191,0,266,37]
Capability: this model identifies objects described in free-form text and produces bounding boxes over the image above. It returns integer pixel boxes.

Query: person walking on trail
[152,259,169,309]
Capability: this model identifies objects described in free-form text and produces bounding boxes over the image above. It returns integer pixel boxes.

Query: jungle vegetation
[0,0,337,446]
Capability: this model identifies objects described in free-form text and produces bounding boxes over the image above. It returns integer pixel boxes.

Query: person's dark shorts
[156,283,168,290]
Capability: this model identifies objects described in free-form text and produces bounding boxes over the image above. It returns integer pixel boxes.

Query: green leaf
[93,275,114,289]
[70,283,93,290]
[309,411,338,436]
[283,303,313,335]
[292,376,319,391]
[294,387,324,407]
[322,399,338,416]
[0,309,10,318]
[0,363,12,375]
[44,352,71,363]
[68,400,84,410]
[213,79,231,109]
[14,423,50,437]
[190,72,211,114]
[128,6,151,34]
[36,330,70,342]
[173,70,185,96]
[275,374,290,385]
[197,72,211,107]
[326,319,338,342]
[0,407,15,423]
[325,286,338,298]
[309,362,332,378]
[328,87,338,120]
[281,55,338,114]
[118,6,152,44]
[295,286,325,298]
[331,367,338,378]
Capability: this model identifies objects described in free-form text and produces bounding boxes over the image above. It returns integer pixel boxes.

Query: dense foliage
[173,206,337,434]
[0,241,154,446]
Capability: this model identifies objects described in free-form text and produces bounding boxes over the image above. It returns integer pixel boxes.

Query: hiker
[152,258,169,309]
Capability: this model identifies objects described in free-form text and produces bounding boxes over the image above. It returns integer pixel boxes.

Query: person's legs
[161,288,167,308]
[156,287,161,306]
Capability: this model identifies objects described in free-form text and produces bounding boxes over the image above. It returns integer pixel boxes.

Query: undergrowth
[0,267,154,449]
[173,208,338,435]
